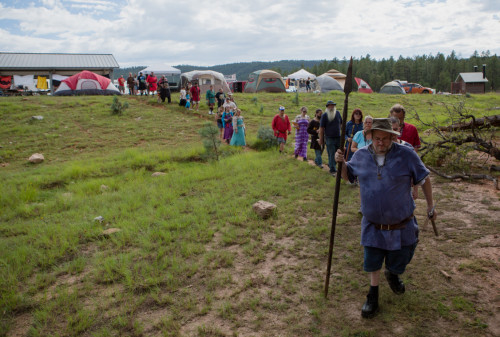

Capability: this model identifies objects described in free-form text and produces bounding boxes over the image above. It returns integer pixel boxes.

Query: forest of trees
[117,51,499,92]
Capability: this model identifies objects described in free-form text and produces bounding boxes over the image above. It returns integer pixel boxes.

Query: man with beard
[318,100,342,176]
[334,118,436,318]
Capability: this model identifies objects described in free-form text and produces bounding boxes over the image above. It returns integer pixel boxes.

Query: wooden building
[451,72,488,94]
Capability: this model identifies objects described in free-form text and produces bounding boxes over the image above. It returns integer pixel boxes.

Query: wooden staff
[325,57,353,298]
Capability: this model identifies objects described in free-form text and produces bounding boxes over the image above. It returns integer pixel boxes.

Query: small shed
[451,72,488,94]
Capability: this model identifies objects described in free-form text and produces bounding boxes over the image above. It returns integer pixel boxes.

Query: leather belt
[373,215,414,231]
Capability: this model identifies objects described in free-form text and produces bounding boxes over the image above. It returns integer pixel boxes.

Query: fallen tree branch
[438,114,500,131]
[427,165,499,190]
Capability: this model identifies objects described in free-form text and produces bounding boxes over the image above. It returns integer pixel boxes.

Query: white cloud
[0,0,498,66]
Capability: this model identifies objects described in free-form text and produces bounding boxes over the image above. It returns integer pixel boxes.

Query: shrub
[198,122,221,160]
[252,125,278,150]
[292,91,299,106]
[110,96,129,115]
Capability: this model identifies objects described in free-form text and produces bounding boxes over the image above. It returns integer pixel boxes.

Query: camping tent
[355,77,373,94]
[54,70,120,96]
[379,81,406,94]
[286,69,316,80]
[315,74,343,93]
[322,69,346,88]
[243,69,286,93]
[180,70,231,93]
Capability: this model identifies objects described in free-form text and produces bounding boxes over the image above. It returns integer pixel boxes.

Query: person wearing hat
[319,100,342,176]
[272,106,291,153]
[334,118,437,319]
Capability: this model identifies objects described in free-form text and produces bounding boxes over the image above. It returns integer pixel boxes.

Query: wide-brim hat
[367,118,400,136]
[326,100,336,107]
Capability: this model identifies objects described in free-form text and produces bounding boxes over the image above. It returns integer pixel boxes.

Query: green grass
[0,93,499,336]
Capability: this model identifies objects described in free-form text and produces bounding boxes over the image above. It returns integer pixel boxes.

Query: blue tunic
[346,143,429,250]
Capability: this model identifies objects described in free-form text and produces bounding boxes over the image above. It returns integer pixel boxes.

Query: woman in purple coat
[293,106,310,161]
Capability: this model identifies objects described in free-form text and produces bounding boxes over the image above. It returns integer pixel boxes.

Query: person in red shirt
[146,72,158,96]
[190,82,201,111]
[390,104,421,150]
[272,106,291,153]
[117,75,125,94]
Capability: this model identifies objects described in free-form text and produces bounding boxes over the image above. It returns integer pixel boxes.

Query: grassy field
[0,92,499,336]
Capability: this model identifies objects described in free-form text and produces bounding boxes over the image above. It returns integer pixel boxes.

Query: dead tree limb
[438,114,500,131]
[426,165,499,190]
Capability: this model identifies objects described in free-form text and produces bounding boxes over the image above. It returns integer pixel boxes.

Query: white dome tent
[180,70,231,93]
[379,81,406,94]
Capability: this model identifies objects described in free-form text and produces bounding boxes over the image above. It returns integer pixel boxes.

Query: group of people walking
[273,100,435,319]
[208,91,246,147]
[272,101,422,176]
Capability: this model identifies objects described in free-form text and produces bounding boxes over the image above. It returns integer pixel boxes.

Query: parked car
[401,82,434,94]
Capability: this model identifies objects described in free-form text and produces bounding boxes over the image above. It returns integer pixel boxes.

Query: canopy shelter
[315,74,343,93]
[180,70,231,93]
[355,77,373,94]
[379,81,406,94]
[138,64,181,76]
[243,69,286,93]
[286,69,316,80]
[54,70,120,96]
[322,69,346,88]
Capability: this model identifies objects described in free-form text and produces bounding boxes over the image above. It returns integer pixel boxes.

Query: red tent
[355,77,373,94]
[54,70,120,96]
[0,76,12,89]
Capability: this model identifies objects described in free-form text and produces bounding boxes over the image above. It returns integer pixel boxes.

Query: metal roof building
[0,52,119,75]
[451,71,489,94]
[0,52,120,94]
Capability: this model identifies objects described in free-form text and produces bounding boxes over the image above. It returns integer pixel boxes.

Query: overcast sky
[1,0,499,68]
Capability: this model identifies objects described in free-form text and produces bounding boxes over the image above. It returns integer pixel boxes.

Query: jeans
[314,149,323,167]
[325,137,340,173]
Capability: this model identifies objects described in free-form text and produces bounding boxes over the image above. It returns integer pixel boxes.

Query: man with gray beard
[319,100,342,176]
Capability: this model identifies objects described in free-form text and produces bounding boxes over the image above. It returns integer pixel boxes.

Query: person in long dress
[293,106,310,161]
[222,106,234,144]
[230,109,246,146]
